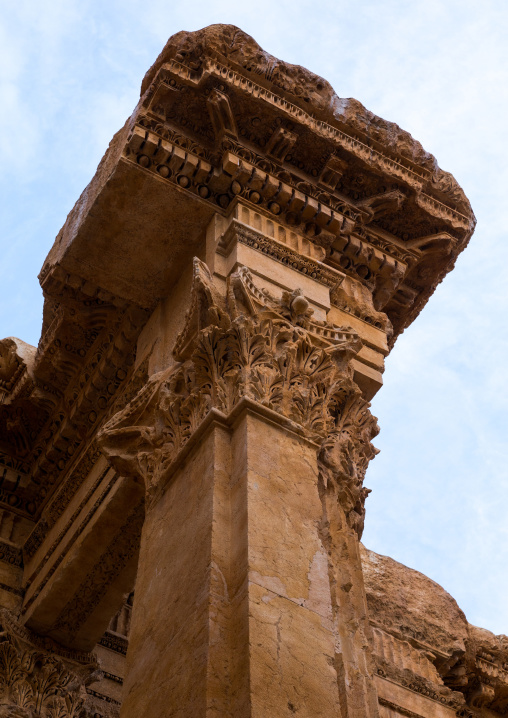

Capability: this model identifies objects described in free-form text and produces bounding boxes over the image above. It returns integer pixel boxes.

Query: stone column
[99,259,380,718]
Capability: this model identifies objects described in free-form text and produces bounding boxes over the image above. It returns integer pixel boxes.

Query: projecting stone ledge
[144,24,473,218]
[40,23,475,344]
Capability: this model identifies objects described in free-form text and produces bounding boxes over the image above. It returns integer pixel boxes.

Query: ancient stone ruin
[0,22,505,718]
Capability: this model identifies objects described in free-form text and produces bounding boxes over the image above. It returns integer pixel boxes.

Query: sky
[1,1,507,635]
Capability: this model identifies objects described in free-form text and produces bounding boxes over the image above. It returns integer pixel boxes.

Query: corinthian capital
[319,392,379,538]
[98,259,376,503]
[0,609,100,717]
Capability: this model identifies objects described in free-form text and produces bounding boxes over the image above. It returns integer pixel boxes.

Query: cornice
[143,30,473,220]
[153,57,472,222]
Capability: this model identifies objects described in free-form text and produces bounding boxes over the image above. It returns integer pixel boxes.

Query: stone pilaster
[98,259,380,717]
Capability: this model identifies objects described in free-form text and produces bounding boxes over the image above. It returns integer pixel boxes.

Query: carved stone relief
[51,504,143,640]
[0,610,99,718]
[99,259,378,527]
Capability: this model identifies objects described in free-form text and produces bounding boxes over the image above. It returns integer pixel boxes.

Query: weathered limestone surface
[362,546,508,717]
[1,20,504,718]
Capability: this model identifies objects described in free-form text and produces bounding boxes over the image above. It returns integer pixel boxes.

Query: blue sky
[1,1,507,634]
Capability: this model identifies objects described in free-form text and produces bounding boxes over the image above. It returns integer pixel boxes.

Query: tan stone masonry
[0,21,505,718]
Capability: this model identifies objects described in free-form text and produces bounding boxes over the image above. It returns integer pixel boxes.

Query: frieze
[217,221,343,290]
[126,129,409,302]
[125,128,349,244]
[139,113,216,162]
[51,502,144,637]
[0,538,23,568]
[219,136,362,220]
[22,473,120,613]
[98,632,128,656]
[127,122,420,305]
[125,115,473,346]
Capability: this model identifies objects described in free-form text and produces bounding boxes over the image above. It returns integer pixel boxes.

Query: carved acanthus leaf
[318,389,379,537]
[99,260,373,504]
[172,258,230,361]
[0,609,100,718]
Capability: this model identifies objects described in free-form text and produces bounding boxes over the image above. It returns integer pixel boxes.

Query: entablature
[125,33,474,343]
